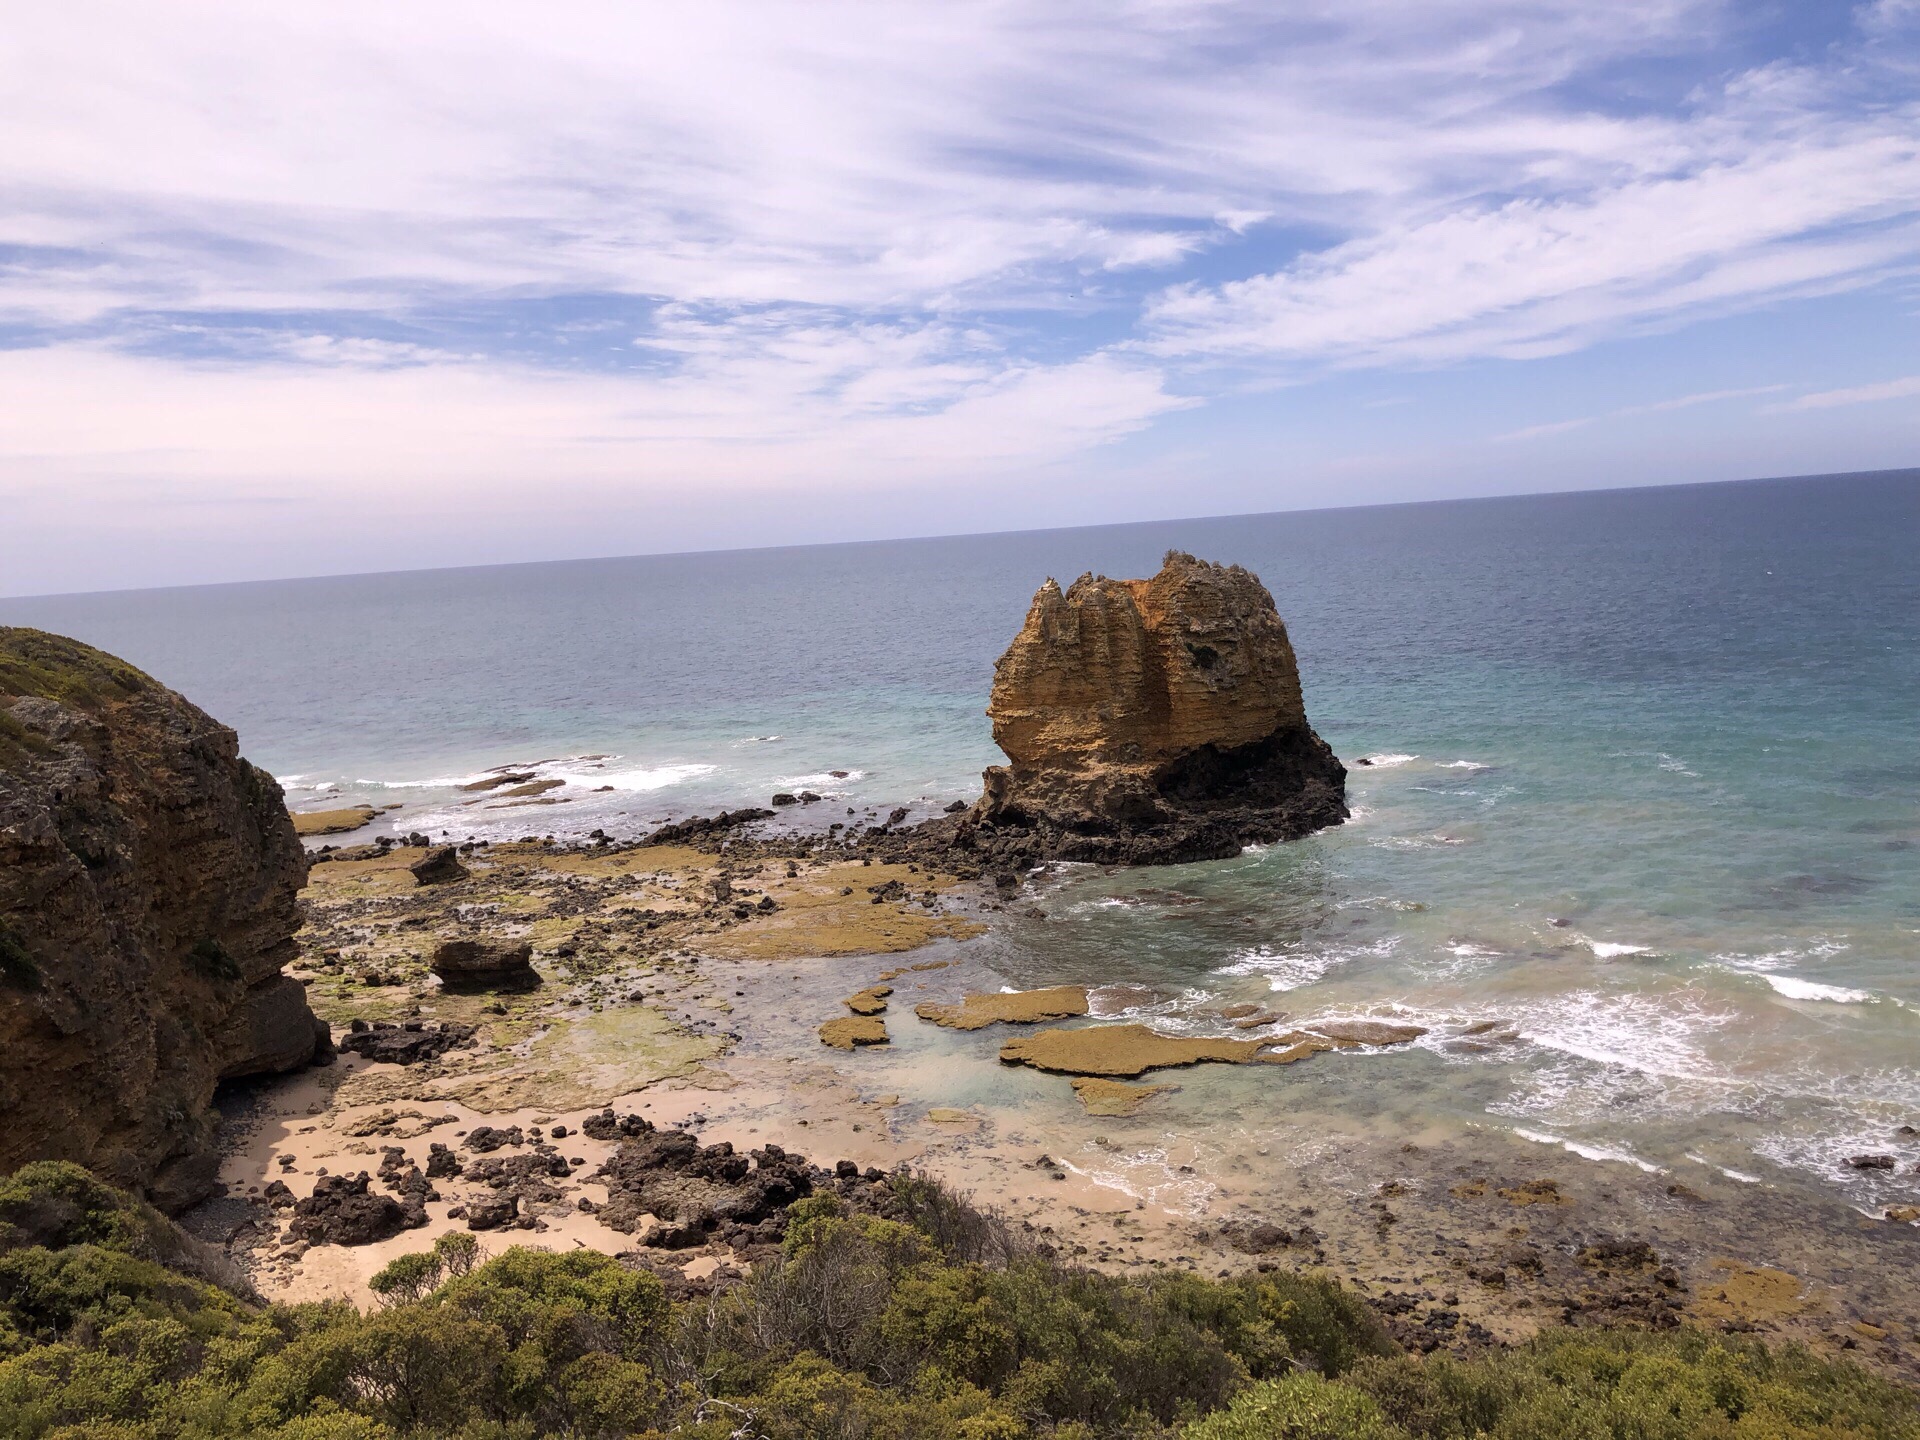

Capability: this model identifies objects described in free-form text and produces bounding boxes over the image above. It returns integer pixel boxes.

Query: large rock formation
[970,551,1345,863]
[0,628,325,1210]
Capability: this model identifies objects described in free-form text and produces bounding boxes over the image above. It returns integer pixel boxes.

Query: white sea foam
[1437,759,1489,770]
[1059,1145,1217,1216]
[1506,990,1729,1083]
[1215,936,1399,991]
[1514,1127,1665,1173]
[553,762,718,792]
[1589,941,1651,959]
[1685,1153,1762,1184]
[1360,752,1417,768]
[1762,975,1877,1004]
[772,770,865,788]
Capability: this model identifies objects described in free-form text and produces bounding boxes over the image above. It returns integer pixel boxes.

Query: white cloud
[1778,375,1920,410]
[1144,122,1920,367]
[0,0,1916,592]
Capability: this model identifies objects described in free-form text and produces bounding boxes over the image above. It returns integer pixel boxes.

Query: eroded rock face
[972,551,1346,863]
[0,627,324,1210]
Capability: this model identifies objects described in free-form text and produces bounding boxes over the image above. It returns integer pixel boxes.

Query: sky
[3,0,1918,597]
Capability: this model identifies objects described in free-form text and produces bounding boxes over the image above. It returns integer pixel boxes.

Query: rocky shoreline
[171,825,1920,1387]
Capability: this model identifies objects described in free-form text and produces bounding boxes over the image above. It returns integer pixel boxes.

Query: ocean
[5,468,1917,1215]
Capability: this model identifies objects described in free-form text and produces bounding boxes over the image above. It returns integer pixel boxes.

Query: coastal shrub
[1,1163,1917,1440]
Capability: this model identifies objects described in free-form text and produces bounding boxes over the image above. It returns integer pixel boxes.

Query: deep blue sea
[5,470,1917,1210]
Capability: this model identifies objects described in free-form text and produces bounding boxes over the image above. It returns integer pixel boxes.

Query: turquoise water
[6,470,1917,1209]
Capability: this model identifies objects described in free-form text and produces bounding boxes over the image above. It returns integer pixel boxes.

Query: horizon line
[3,463,1915,606]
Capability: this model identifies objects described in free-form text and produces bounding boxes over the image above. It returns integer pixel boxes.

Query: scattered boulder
[337,1019,476,1065]
[464,1125,524,1153]
[465,1194,519,1231]
[288,1173,423,1246]
[409,845,469,885]
[430,938,539,991]
[595,1133,814,1245]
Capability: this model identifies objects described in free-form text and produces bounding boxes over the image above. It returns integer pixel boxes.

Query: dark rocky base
[966,723,1348,866]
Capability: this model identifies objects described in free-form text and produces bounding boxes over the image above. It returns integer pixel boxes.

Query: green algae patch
[1691,1261,1812,1325]
[706,860,986,960]
[291,805,378,836]
[999,1023,1268,1077]
[339,1006,721,1112]
[1303,1018,1427,1046]
[915,985,1089,1030]
[1071,1076,1178,1116]
[820,1015,889,1049]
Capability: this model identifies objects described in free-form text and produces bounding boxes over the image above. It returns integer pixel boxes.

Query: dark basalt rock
[337,1019,475,1065]
[288,1173,423,1246]
[409,845,469,885]
[644,808,775,845]
[593,1131,815,1243]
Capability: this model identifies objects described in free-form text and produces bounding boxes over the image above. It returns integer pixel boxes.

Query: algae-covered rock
[915,985,1089,1030]
[292,805,377,836]
[820,1015,889,1050]
[1071,1076,1178,1115]
[999,1023,1268,1077]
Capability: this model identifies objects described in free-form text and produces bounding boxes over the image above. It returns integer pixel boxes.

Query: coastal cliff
[971,551,1346,863]
[0,627,324,1210]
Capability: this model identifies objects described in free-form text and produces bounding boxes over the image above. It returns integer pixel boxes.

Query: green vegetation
[0,627,153,769]
[0,629,152,710]
[0,1161,1915,1439]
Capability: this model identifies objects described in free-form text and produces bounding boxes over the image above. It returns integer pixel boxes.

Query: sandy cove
[187,835,1920,1384]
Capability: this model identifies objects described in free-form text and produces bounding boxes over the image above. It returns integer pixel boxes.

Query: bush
[0,1162,1916,1440]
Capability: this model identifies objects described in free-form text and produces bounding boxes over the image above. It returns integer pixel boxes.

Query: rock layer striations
[971,551,1345,863]
[0,628,325,1209]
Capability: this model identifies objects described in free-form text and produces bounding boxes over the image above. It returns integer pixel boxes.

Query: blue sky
[2,0,1918,595]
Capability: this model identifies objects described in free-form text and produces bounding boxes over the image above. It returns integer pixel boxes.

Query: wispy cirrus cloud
[1776,375,1920,410]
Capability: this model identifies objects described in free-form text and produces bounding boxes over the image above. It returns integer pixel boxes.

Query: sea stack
[0,627,327,1209]
[969,551,1346,864]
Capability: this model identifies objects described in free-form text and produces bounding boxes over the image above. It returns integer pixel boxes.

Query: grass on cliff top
[2,1158,1917,1439]
[0,627,154,709]
[0,628,157,770]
